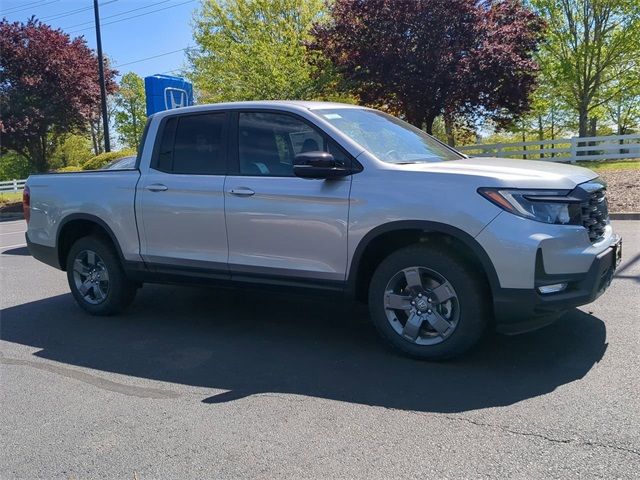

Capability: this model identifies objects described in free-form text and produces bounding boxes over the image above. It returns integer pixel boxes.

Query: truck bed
[26,170,142,262]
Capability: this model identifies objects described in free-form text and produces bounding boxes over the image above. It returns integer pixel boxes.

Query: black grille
[581,187,608,243]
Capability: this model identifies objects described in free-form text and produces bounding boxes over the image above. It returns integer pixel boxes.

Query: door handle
[229,187,255,197]
[145,184,168,192]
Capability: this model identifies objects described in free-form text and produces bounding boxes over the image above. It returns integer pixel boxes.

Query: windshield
[315,108,463,163]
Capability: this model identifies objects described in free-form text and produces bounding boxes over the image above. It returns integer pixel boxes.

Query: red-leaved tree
[0,18,117,172]
[311,0,544,135]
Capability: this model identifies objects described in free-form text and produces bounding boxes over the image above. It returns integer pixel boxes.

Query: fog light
[537,283,568,294]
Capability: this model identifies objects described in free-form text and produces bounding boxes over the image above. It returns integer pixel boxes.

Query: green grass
[0,191,23,205]
[575,159,640,171]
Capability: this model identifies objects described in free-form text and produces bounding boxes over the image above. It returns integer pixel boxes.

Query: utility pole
[93,0,110,152]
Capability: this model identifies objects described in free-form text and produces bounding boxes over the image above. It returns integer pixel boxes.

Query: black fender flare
[346,220,500,295]
[56,213,127,267]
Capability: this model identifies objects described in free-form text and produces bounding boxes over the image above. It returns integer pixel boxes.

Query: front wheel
[368,244,488,360]
[66,235,137,315]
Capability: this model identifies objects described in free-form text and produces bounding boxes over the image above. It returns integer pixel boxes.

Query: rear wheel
[368,244,487,360]
[66,235,137,315]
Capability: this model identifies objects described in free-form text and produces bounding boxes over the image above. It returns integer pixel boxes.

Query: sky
[0,0,197,79]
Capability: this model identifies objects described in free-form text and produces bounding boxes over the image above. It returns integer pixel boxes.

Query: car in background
[102,156,136,170]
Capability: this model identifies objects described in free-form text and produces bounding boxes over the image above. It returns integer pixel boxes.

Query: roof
[150,100,363,119]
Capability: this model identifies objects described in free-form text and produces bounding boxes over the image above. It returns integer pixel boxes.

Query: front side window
[154,113,226,175]
[238,112,348,176]
[315,108,463,164]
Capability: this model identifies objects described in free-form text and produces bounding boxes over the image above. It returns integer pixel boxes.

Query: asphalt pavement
[1,220,639,479]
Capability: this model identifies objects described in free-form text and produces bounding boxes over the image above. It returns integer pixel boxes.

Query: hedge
[81,149,136,170]
[56,165,82,173]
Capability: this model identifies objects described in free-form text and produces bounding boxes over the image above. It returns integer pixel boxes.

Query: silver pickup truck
[24,101,622,359]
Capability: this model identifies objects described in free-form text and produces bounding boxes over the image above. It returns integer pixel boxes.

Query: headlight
[478,188,582,225]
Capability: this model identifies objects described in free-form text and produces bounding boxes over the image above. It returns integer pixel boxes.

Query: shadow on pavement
[1,246,29,256]
[0,284,607,413]
[614,252,640,283]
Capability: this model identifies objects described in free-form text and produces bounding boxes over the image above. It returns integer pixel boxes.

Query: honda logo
[164,87,188,110]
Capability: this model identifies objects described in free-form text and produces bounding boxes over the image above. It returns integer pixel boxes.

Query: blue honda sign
[144,74,194,116]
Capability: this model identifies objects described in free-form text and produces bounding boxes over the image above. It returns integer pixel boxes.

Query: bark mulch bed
[598,169,640,213]
[0,201,22,213]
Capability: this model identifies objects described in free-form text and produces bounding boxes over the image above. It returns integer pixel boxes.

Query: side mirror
[293,151,351,179]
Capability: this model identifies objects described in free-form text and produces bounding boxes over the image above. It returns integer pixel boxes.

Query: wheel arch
[347,221,500,301]
[56,213,126,271]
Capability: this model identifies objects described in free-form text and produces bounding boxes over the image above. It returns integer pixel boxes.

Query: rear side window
[153,113,226,175]
[157,117,176,172]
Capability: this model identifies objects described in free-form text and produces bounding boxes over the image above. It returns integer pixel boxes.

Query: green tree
[530,0,640,137]
[0,151,31,181]
[517,66,573,156]
[187,0,328,102]
[50,134,94,168]
[114,72,147,150]
[603,63,640,135]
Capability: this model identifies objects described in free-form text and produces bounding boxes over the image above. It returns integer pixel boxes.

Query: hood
[391,157,598,190]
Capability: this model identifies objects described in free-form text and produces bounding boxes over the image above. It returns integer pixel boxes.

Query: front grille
[580,186,608,243]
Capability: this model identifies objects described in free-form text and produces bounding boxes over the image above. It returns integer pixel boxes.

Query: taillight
[22,185,30,223]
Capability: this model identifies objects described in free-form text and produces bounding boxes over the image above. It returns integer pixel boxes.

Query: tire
[66,235,137,315]
[368,244,488,360]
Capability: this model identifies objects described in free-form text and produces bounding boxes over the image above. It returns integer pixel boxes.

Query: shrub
[0,151,31,181]
[81,149,136,170]
[56,165,82,173]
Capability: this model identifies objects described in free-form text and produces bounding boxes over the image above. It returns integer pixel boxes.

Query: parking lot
[1,219,638,479]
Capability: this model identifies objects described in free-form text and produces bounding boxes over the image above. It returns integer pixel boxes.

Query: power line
[159,68,183,75]
[92,0,195,30]
[114,47,191,68]
[62,0,171,30]
[40,0,118,22]
[1,0,60,15]
[1,0,48,14]
[67,0,195,34]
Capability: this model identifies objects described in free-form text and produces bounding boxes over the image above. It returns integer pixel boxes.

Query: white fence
[457,133,640,162]
[0,179,26,193]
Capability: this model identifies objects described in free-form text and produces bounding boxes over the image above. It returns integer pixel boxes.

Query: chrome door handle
[229,187,255,197]
[145,184,168,192]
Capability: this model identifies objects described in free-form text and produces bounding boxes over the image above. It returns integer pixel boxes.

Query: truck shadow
[0,284,607,413]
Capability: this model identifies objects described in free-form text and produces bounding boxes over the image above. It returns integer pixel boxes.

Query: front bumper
[493,236,621,334]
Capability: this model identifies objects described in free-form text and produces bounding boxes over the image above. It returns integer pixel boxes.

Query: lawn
[575,159,640,171]
[0,191,22,206]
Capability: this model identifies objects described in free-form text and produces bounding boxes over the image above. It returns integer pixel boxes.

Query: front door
[137,111,229,274]
[224,111,352,284]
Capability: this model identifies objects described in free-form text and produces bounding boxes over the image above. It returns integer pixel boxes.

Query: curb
[609,212,640,220]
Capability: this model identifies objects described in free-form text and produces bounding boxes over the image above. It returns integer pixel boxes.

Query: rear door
[137,111,229,274]
[224,110,352,284]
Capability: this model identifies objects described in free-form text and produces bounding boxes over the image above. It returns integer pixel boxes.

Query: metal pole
[93,0,110,152]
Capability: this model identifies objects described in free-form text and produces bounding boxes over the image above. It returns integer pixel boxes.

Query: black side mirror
[293,151,351,179]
